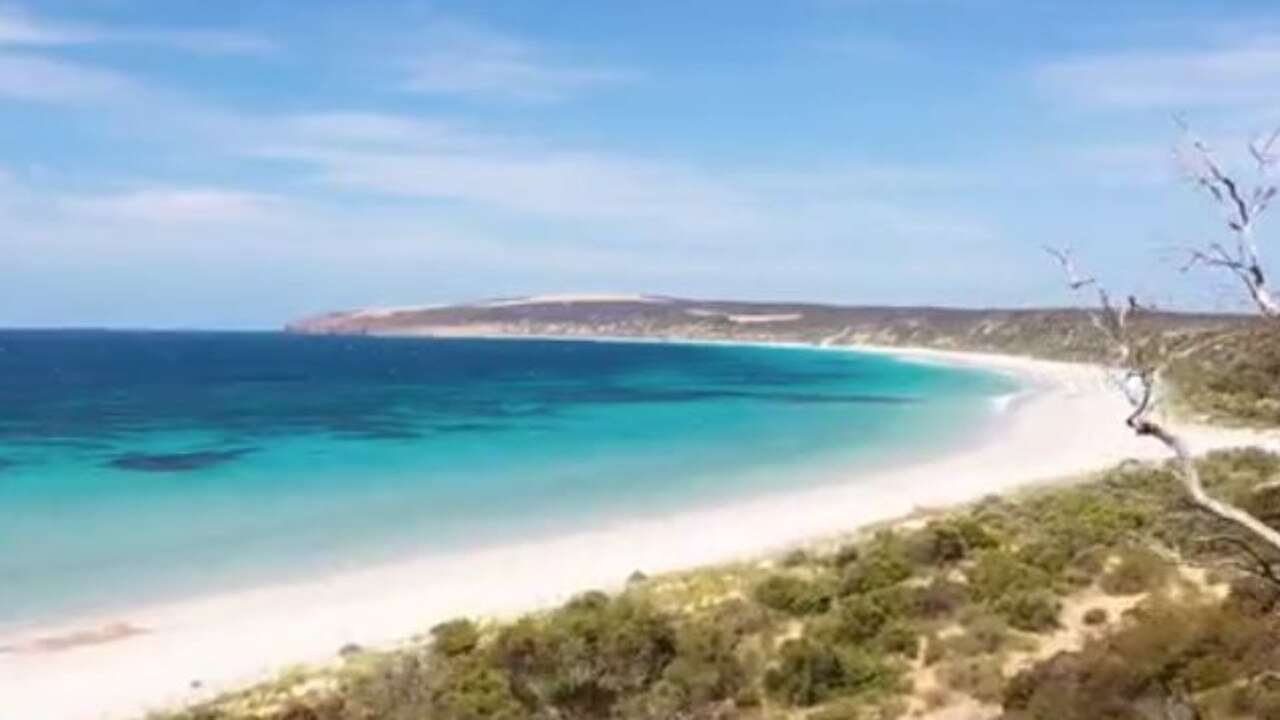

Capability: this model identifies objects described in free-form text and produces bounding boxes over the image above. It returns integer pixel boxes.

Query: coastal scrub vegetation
[152,449,1280,720]
[1165,324,1280,427]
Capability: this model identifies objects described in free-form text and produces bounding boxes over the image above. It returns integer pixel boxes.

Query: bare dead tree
[1046,134,1280,555]
[1177,122,1280,317]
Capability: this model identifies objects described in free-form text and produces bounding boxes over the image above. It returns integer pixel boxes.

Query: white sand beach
[2,346,1277,720]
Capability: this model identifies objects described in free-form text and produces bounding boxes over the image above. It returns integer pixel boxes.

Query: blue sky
[3,0,1280,328]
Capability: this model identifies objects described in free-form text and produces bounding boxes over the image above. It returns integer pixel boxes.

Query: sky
[4,0,1280,328]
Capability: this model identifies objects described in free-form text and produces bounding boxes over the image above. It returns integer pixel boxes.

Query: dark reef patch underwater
[105,448,256,473]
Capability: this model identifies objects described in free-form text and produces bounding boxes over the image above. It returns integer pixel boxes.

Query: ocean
[0,331,1018,629]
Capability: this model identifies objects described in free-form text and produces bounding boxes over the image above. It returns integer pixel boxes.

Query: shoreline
[2,342,1276,720]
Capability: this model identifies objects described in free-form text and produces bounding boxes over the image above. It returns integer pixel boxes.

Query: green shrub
[1014,539,1074,577]
[804,589,919,660]
[994,589,1061,633]
[753,574,834,616]
[1016,486,1152,567]
[874,621,920,658]
[831,543,860,567]
[828,594,892,644]
[335,650,435,719]
[657,602,762,709]
[1201,447,1280,492]
[909,576,969,620]
[489,617,546,682]
[1081,607,1107,626]
[907,518,998,566]
[1098,546,1170,596]
[948,613,1010,656]
[906,522,968,566]
[764,638,848,707]
[839,536,913,596]
[556,593,676,692]
[1225,575,1280,617]
[430,619,480,657]
[1060,547,1108,588]
[781,548,811,567]
[956,516,1000,549]
[1165,328,1280,426]
[764,638,897,707]
[1001,595,1280,720]
[431,657,524,720]
[966,549,1052,603]
[490,592,677,717]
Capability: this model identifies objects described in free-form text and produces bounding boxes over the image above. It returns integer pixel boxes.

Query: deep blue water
[0,332,1017,627]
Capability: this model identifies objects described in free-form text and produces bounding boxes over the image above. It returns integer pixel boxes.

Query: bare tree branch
[1045,241,1280,556]
[1044,245,1096,290]
[1177,123,1280,316]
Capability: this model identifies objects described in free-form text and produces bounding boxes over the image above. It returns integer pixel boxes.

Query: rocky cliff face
[287,294,1241,363]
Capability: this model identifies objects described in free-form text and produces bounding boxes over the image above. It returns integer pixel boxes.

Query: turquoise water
[0,332,1018,629]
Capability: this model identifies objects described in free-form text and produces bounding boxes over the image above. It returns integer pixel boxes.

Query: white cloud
[248,110,998,257]
[1036,36,1280,111]
[113,28,276,56]
[0,5,274,55]
[257,118,772,238]
[296,146,768,237]
[0,52,134,102]
[747,164,971,193]
[0,121,1011,326]
[1038,141,1178,187]
[65,188,283,224]
[280,112,493,152]
[402,23,632,102]
[0,5,81,45]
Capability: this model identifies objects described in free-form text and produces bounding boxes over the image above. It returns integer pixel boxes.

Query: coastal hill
[290,295,1280,426]
[286,294,1239,362]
